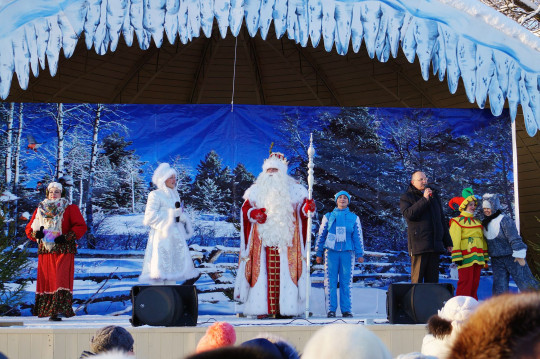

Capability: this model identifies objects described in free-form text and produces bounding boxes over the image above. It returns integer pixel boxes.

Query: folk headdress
[262,151,289,174]
[449,187,477,212]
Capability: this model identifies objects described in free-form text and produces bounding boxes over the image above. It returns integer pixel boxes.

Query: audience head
[421,296,479,358]
[450,292,540,359]
[91,351,135,359]
[302,324,392,359]
[196,322,236,353]
[90,326,134,355]
[185,345,282,359]
[247,333,299,359]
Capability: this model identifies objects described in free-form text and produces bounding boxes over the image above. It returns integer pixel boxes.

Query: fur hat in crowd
[151,163,177,190]
[262,152,288,174]
[334,190,351,203]
[482,193,501,212]
[196,322,236,353]
[90,326,134,354]
[450,292,540,359]
[421,296,479,359]
[302,324,392,359]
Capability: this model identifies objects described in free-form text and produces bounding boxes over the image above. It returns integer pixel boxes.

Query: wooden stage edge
[0,316,428,359]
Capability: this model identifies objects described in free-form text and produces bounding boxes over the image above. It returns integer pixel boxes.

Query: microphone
[425,183,440,197]
[175,201,181,222]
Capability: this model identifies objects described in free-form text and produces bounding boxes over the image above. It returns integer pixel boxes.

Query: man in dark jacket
[400,171,453,283]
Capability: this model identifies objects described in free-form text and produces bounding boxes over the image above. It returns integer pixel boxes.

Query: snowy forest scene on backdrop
[0,103,515,318]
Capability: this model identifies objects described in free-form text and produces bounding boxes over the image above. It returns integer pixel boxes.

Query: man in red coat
[234,152,316,317]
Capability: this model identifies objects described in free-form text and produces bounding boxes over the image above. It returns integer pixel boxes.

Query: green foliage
[0,206,30,315]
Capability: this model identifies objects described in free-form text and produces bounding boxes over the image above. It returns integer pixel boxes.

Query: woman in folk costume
[449,188,488,299]
[315,190,364,318]
[139,163,198,284]
[25,182,87,321]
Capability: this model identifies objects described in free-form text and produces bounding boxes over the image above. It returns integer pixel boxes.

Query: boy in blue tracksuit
[315,190,364,318]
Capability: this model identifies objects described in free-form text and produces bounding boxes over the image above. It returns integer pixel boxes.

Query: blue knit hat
[334,190,351,203]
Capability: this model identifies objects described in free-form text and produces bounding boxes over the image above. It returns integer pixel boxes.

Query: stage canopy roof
[1,0,540,136]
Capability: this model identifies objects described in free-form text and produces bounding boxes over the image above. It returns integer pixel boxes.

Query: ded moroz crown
[262,152,289,173]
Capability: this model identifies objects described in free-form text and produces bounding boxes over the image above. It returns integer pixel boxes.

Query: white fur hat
[302,324,392,359]
[438,296,479,324]
[152,163,177,190]
[262,152,288,174]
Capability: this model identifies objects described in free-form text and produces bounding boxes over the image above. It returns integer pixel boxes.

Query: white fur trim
[513,249,527,258]
[246,207,258,223]
[438,296,479,323]
[47,182,63,191]
[483,214,504,240]
[152,163,177,191]
[262,154,288,174]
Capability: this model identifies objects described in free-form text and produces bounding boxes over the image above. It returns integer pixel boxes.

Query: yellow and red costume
[449,194,488,299]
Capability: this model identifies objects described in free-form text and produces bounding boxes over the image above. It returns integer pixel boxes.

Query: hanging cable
[231,36,238,112]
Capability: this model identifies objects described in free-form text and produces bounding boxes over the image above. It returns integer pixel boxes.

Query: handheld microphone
[425,183,439,197]
[175,201,181,222]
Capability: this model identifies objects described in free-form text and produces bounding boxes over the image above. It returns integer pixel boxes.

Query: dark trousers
[411,252,440,283]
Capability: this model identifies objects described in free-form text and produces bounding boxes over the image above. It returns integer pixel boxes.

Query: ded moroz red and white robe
[234,181,310,316]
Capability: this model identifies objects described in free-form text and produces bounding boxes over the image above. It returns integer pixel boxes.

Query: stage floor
[0,315,427,359]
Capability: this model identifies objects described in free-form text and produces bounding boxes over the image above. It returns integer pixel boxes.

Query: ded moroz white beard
[251,170,295,248]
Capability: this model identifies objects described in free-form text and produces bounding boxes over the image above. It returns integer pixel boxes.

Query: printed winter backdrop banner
[0,103,515,317]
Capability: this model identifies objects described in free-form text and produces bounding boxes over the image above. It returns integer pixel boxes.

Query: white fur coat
[139,189,198,283]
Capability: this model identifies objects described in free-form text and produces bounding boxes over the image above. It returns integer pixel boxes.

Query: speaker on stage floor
[130,285,198,327]
[386,283,454,324]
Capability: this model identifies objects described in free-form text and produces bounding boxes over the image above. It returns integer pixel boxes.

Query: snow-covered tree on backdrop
[276,108,403,250]
[230,163,255,218]
[378,109,511,219]
[168,155,194,201]
[92,133,146,216]
[191,150,232,215]
[81,104,128,249]
[0,206,30,315]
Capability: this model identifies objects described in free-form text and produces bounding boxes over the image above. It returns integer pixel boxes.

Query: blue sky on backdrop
[122,104,505,176]
[21,104,508,184]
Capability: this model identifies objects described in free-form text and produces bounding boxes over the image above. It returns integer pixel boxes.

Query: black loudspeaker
[130,285,198,327]
[386,283,454,324]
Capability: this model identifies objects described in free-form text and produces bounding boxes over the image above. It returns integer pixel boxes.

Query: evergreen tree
[191,150,232,214]
[93,133,147,214]
[229,163,256,218]
[192,178,230,215]
[0,205,30,315]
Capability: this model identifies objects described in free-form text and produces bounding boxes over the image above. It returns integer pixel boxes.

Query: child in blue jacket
[315,190,364,318]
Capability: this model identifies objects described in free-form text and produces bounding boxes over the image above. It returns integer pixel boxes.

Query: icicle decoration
[0,0,539,135]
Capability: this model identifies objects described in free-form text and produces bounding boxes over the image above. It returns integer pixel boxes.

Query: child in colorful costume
[449,188,488,299]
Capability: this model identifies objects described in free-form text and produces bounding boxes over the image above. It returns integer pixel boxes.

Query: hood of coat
[152,163,177,191]
[482,193,501,212]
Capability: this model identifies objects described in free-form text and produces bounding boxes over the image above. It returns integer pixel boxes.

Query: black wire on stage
[196,317,379,326]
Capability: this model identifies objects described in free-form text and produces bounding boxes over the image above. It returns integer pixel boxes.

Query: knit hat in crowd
[151,163,177,190]
[334,190,351,203]
[196,322,236,353]
[90,326,134,354]
[302,324,392,359]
